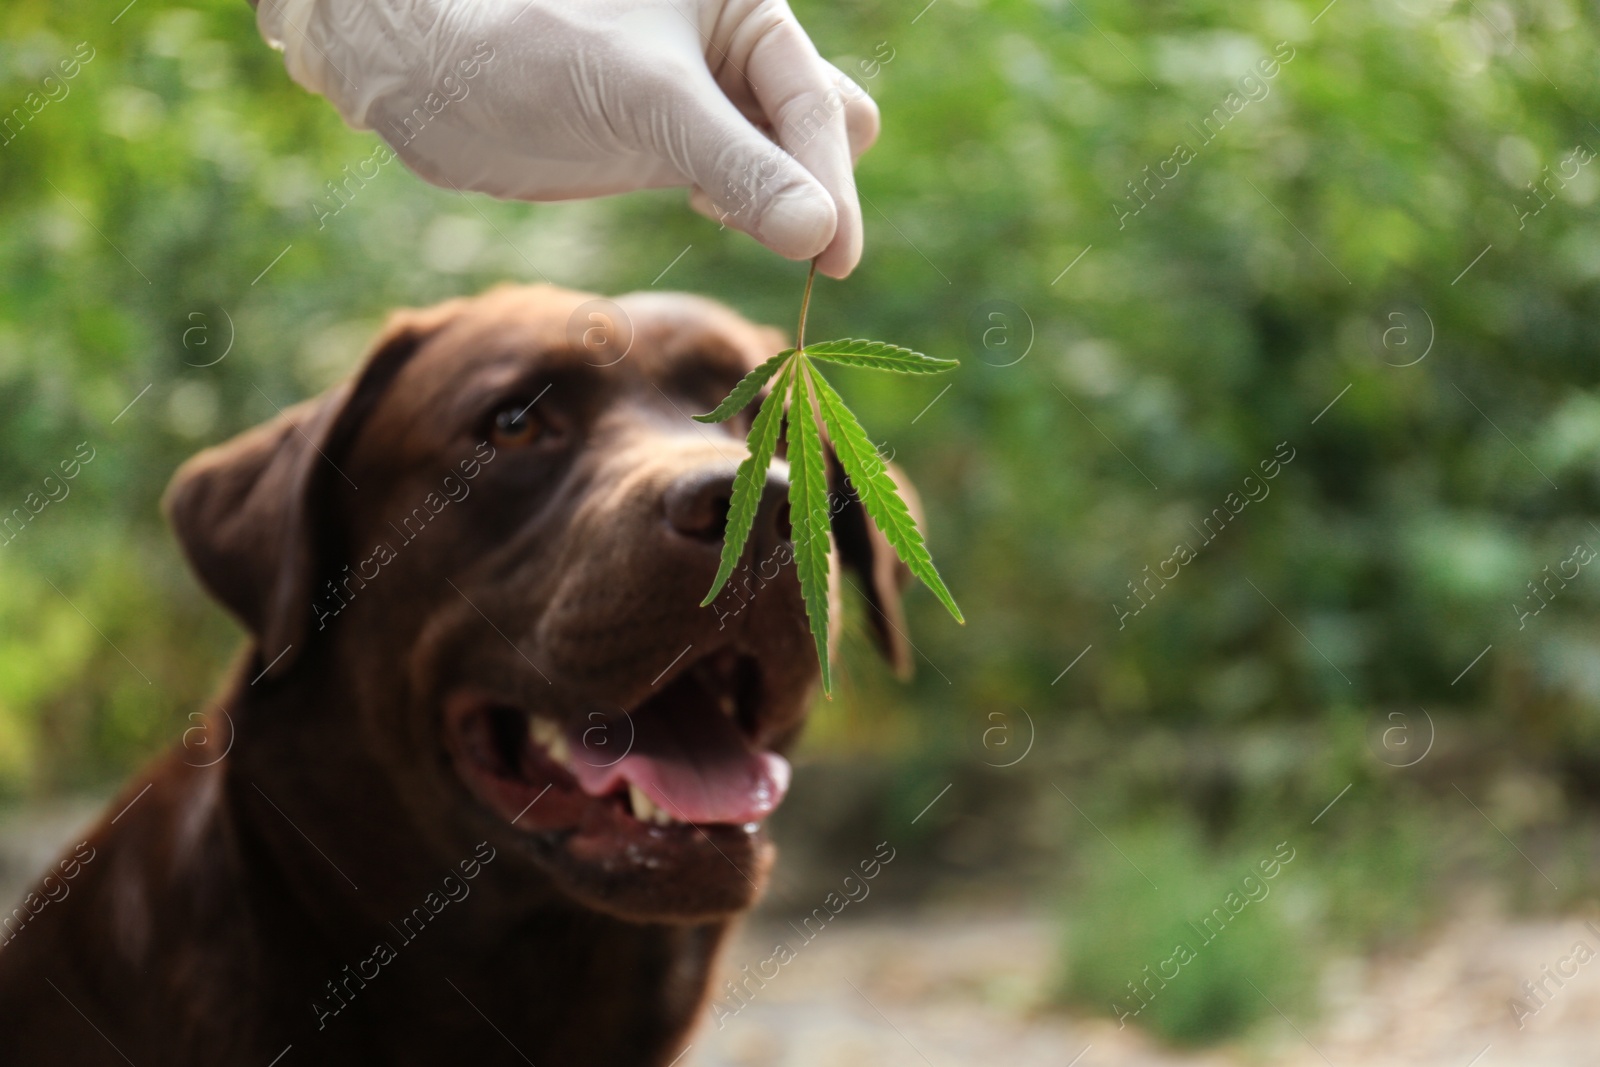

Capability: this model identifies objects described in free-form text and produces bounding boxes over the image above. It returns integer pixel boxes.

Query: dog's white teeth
[629,784,655,822]
[628,784,677,825]
[528,717,571,765]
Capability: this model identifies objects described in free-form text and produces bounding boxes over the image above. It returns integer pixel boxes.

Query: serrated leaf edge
[699,359,793,606]
[803,338,958,374]
[810,365,965,625]
[788,358,834,696]
[692,350,794,423]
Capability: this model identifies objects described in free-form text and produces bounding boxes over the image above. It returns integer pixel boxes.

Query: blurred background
[5,0,1600,1062]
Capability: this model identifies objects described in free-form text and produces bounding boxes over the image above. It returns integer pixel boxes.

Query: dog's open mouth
[446,647,791,841]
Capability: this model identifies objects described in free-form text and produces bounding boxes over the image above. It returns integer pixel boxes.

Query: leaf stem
[796,260,818,352]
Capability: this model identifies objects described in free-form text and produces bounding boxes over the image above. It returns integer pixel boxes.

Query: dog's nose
[664,466,790,546]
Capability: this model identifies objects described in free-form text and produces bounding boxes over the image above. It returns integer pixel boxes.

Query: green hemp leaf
[693,264,963,695]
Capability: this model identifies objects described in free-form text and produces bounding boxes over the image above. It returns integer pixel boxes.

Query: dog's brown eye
[491,403,544,446]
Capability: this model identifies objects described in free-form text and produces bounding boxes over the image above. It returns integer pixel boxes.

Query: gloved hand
[257,0,879,277]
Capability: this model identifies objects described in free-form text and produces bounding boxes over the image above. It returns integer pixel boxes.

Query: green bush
[1057,817,1315,1045]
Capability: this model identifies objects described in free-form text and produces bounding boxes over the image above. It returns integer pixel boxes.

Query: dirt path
[693,911,1206,1067]
[694,906,1600,1067]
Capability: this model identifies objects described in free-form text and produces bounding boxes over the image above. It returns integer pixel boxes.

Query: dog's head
[164,285,916,922]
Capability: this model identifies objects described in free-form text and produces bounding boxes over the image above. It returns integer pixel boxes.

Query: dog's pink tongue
[566,701,790,825]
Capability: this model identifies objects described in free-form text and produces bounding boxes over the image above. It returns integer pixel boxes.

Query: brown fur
[0,285,912,1065]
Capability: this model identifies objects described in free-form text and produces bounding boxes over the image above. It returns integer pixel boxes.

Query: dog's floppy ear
[827,453,918,679]
[162,311,441,680]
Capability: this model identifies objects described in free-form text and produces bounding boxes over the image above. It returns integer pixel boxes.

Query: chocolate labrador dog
[0,285,916,1065]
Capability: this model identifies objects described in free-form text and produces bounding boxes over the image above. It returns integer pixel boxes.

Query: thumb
[673,88,838,262]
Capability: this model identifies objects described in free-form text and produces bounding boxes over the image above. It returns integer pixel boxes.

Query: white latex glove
[257,0,880,277]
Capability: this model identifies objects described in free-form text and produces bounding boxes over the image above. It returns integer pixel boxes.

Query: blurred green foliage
[1057,819,1314,1044]
[4,0,1600,1046]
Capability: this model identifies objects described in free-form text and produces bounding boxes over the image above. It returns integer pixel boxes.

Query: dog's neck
[208,656,730,1065]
